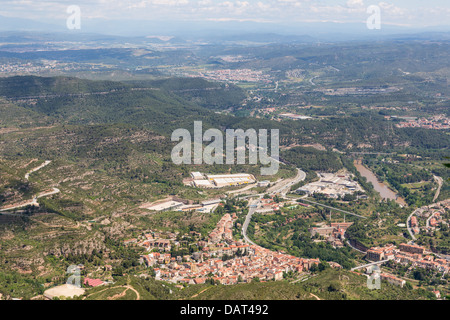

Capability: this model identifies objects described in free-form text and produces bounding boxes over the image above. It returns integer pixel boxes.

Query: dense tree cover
[399,128,449,149]
[0,75,127,98]
[215,198,248,215]
[364,159,436,206]
[411,267,448,287]
[345,216,406,249]
[0,271,44,299]
[281,147,343,172]
[371,162,432,185]
[416,219,450,255]
[1,76,448,154]
[340,156,376,196]
[136,77,246,110]
[249,214,357,269]
[291,233,356,269]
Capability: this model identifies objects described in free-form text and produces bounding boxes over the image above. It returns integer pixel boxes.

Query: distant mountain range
[1,14,450,43]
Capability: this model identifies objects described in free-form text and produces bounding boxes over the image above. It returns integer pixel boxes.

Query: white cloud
[346,0,364,8]
[0,0,448,29]
[257,1,271,11]
[378,2,406,15]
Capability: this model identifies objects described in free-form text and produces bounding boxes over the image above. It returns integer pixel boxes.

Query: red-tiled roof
[83,278,104,287]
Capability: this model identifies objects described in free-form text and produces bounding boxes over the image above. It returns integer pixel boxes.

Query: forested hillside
[1,76,448,153]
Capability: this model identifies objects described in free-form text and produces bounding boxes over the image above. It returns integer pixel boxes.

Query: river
[354,159,407,206]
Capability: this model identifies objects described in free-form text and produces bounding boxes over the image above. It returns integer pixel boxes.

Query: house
[380,273,405,288]
[83,278,104,287]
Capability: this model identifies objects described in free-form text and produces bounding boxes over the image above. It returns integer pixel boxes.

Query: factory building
[191,172,256,188]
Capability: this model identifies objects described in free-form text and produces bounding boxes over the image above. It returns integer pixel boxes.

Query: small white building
[258,181,270,187]
[191,172,204,180]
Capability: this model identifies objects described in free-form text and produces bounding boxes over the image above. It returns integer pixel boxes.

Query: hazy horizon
[0,1,449,38]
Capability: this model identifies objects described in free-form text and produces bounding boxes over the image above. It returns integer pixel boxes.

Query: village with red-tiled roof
[137,212,320,285]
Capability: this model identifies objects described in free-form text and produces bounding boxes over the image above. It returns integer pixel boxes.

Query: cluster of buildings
[253,196,310,214]
[124,230,181,252]
[428,211,444,228]
[216,55,252,63]
[366,243,450,275]
[144,244,321,285]
[0,62,45,74]
[138,213,322,285]
[190,172,256,189]
[296,172,364,199]
[0,60,105,75]
[395,114,450,130]
[198,68,271,83]
[285,68,305,79]
[309,222,354,248]
[379,273,406,288]
[254,197,283,214]
[208,214,234,244]
[410,215,420,234]
[410,199,450,235]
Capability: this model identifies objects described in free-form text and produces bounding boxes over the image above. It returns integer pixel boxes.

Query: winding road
[241,168,307,245]
[432,175,443,203]
[406,210,418,242]
[241,197,262,246]
[0,160,60,212]
[24,160,51,180]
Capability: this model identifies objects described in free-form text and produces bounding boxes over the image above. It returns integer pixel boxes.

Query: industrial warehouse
[296,172,364,198]
[190,172,256,188]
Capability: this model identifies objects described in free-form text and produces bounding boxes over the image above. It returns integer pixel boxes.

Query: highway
[241,197,262,246]
[241,168,306,245]
[226,182,258,196]
[238,162,372,249]
[267,168,306,196]
[240,166,369,246]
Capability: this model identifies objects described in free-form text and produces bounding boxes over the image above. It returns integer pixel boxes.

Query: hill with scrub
[77,269,436,301]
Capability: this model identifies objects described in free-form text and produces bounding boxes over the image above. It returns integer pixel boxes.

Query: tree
[343,194,356,201]
[327,281,341,292]
[413,270,426,281]
[318,261,329,271]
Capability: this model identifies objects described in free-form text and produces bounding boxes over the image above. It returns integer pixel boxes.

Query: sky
[0,0,449,33]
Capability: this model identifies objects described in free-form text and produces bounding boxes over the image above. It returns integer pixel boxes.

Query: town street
[406,210,418,242]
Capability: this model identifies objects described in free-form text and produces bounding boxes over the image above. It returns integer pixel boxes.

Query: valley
[0,31,449,302]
